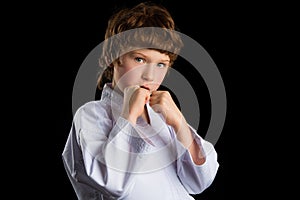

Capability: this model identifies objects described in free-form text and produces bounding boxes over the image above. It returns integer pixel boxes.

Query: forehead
[127,49,170,60]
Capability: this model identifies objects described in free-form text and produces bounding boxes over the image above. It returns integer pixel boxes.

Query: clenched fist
[149,91,183,133]
[121,85,151,124]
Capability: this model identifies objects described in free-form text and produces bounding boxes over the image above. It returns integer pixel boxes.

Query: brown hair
[97,2,183,90]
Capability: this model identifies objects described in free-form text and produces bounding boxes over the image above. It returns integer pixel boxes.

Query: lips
[140,85,150,91]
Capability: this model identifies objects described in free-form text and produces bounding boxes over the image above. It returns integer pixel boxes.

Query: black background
[6,0,291,199]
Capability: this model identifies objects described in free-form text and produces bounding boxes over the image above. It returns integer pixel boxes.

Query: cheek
[114,66,143,89]
[157,72,166,82]
[123,70,141,84]
[151,69,168,90]
[154,69,168,82]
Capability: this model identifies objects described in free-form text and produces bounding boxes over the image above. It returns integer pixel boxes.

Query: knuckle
[162,91,170,98]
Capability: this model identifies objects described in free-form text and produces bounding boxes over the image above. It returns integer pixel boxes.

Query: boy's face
[113,49,170,93]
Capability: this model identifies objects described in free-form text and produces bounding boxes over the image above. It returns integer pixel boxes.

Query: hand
[150,91,200,157]
[149,91,183,132]
[149,90,206,165]
[121,85,151,124]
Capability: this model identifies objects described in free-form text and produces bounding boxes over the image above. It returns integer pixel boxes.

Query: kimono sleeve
[176,125,219,194]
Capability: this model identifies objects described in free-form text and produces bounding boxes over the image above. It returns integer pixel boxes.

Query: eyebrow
[132,51,170,63]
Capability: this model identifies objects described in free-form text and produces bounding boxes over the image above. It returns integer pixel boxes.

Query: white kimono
[62,83,219,200]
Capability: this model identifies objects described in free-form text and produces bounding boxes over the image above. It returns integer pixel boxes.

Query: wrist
[121,112,137,125]
[172,113,185,133]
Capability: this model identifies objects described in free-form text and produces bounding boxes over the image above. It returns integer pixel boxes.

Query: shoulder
[78,99,107,112]
[73,100,112,132]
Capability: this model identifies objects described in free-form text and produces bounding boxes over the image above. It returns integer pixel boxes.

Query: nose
[141,64,154,81]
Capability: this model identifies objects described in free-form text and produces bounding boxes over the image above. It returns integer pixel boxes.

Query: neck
[111,83,124,97]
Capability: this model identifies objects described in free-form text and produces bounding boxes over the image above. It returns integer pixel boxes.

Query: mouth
[140,85,150,91]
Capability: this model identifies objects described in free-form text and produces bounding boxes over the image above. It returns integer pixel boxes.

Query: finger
[138,88,151,97]
[151,104,163,113]
[134,88,151,104]
[149,90,163,100]
[149,91,165,105]
[150,104,168,122]
[145,94,150,103]
[149,95,159,106]
[150,90,163,97]
[143,90,151,100]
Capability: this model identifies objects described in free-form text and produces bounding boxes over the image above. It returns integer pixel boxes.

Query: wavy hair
[97,2,183,90]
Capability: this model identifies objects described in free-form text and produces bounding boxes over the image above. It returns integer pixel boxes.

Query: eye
[134,57,145,63]
[157,63,167,68]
